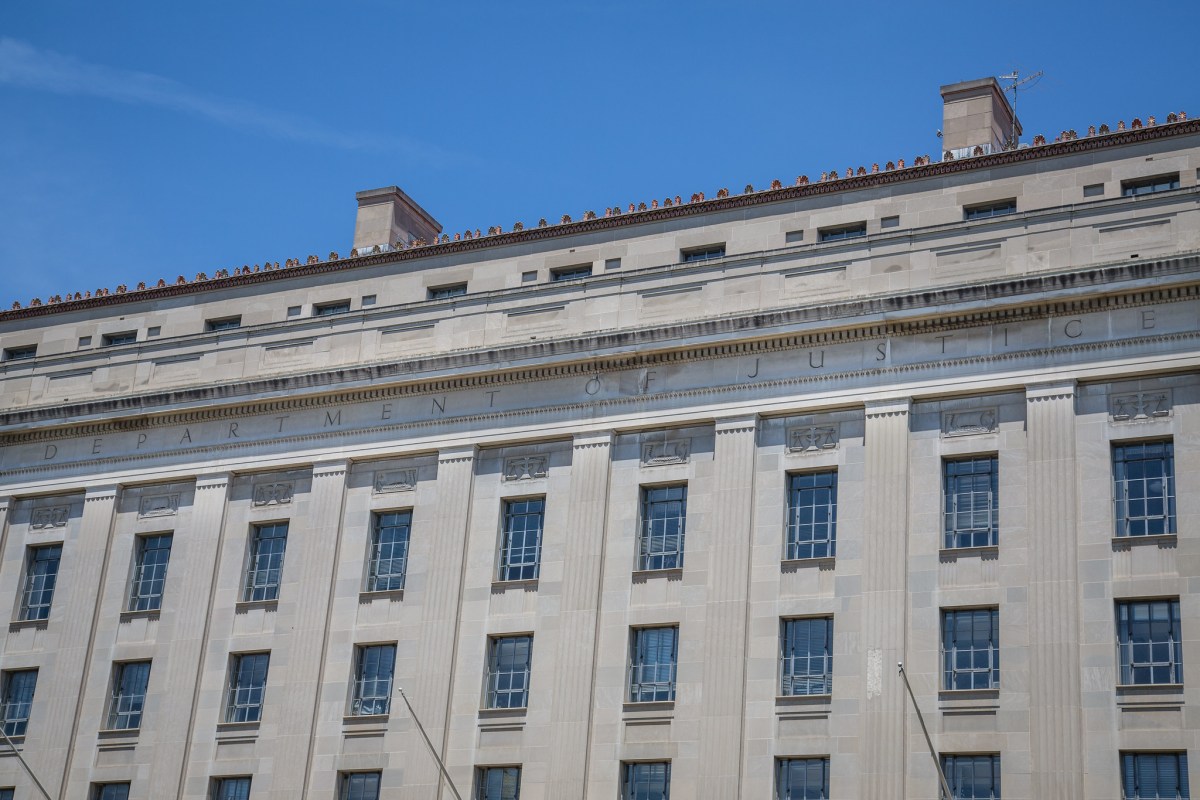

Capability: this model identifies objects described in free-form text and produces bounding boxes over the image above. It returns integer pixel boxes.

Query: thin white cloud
[0,37,453,161]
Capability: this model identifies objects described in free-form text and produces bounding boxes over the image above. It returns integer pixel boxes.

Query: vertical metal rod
[898,662,954,800]
[0,725,54,799]
[397,687,464,800]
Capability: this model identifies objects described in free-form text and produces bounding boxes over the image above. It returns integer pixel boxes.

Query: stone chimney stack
[353,186,442,251]
[940,77,1021,155]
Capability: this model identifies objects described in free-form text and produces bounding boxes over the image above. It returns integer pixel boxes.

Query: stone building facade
[0,79,1197,799]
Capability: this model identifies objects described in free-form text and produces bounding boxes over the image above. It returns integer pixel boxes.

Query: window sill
[119,608,161,622]
[938,545,999,561]
[1111,534,1177,550]
[632,567,683,581]
[97,728,140,741]
[775,693,832,707]
[0,735,25,750]
[623,700,675,722]
[358,588,405,602]
[781,556,835,571]
[478,706,527,719]
[215,720,260,741]
[938,688,1000,712]
[7,618,48,632]
[343,713,390,728]
[1116,683,1184,706]
[234,599,279,613]
[491,578,539,591]
[622,700,675,713]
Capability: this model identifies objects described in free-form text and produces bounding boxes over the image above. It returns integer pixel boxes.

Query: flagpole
[396,687,464,800]
[898,662,954,800]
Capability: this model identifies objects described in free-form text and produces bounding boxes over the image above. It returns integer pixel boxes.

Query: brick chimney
[940,77,1022,155]
[353,186,442,251]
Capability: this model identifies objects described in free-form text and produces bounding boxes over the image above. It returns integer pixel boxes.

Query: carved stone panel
[787,425,838,453]
[503,456,548,481]
[942,408,998,437]
[252,482,294,507]
[139,493,180,518]
[642,439,690,466]
[31,506,70,529]
[1111,390,1171,422]
[374,469,418,494]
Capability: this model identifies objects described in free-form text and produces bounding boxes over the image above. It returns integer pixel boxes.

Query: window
[681,244,725,263]
[521,270,538,282]
[92,785,130,800]
[628,626,677,703]
[964,199,1017,220]
[211,777,252,800]
[1083,183,1105,198]
[638,485,687,570]
[485,636,532,709]
[942,608,999,690]
[107,661,151,730]
[0,789,12,800]
[243,522,288,602]
[147,326,161,337]
[776,757,830,799]
[313,300,351,316]
[428,283,467,300]
[101,331,137,346]
[339,772,381,800]
[475,766,521,800]
[550,264,593,281]
[1117,599,1182,686]
[1122,174,1180,197]
[225,653,269,723]
[786,472,837,560]
[1,669,38,737]
[943,456,999,549]
[605,258,622,270]
[19,544,62,622]
[1114,441,1176,537]
[941,754,1001,799]
[780,618,833,696]
[818,223,866,242]
[1121,752,1190,799]
[498,498,543,582]
[785,230,805,244]
[622,762,671,800]
[78,336,92,348]
[205,316,242,332]
[2,345,36,361]
[128,533,172,611]
[881,214,901,228]
[366,511,411,592]
[351,644,395,716]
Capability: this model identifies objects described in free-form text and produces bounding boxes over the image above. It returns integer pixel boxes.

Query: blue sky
[2,1,1197,306]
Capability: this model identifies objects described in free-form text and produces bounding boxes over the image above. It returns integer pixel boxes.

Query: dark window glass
[964,200,1017,220]
[944,456,999,548]
[629,627,677,703]
[550,265,593,281]
[212,777,252,800]
[475,767,521,800]
[129,533,173,611]
[0,669,38,737]
[1117,599,1183,686]
[486,636,532,709]
[780,618,833,696]
[0,788,13,800]
[1122,174,1181,197]
[351,644,395,716]
[1114,442,1176,537]
[681,245,725,263]
[314,301,351,316]
[787,472,837,560]
[226,653,270,723]
[367,511,411,592]
[205,316,242,332]
[3,345,36,361]
[941,754,1001,799]
[1121,752,1190,799]
[339,772,381,800]
[942,608,999,690]
[102,331,137,346]
[20,544,61,621]
[243,523,288,602]
[108,661,151,730]
[429,283,468,300]
[818,223,866,242]
[499,499,543,582]
[776,757,830,799]
[639,485,687,570]
[622,762,671,800]
[93,785,131,800]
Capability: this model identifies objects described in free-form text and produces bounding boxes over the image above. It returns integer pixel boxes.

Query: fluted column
[1025,381,1084,798]
[547,431,613,796]
[860,400,910,799]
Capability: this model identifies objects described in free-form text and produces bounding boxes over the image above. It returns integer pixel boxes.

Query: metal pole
[897,662,955,800]
[0,725,54,799]
[396,687,464,800]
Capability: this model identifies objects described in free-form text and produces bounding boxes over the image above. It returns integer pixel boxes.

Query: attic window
[818,223,866,243]
[206,316,241,332]
[3,344,36,361]
[1121,173,1180,196]
[313,300,351,317]
[102,331,137,347]
[551,264,593,281]
[964,199,1017,220]
[428,283,467,300]
[681,244,725,263]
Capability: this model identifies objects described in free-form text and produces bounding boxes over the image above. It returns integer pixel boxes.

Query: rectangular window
[622,762,670,800]
[205,316,242,332]
[942,754,1001,800]
[0,788,13,800]
[1122,174,1181,197]
[2,345,36,361]
[1083,183,1105,198]
[351,644,395,716]
[638,485,687,570]
[243,522,288,602]
[944,456,999,549]
[498,498,543,582]
[1114,441,1176,537]
[776,757,830,799]
[485,636,532,709]
[367,511,411,592]
[1117,599,1183,686]
[780,618,833,696]
[211,777,252,800]
[1121,752,1190,799]
[628,626,678,703]
[313,300,351,316]
[339,772,381,800]
[942,608,999,690]
[428,283,468,300]
[550,264,593,281]
[19,544,62,622]
[475,766,521,800]
[0,669,38,737]
[225,653,269,723]
[964,199,1017,220]
[681,244,725,263]
[786,471,837,560]
[92,785,130,800]
[129,533,173,612]
[101,331,137,346]
[107,661,151,730]
[818,223,866,242]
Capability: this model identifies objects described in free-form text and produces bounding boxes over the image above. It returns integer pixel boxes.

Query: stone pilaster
[859,400,910,800]
[1025,381,1084,798]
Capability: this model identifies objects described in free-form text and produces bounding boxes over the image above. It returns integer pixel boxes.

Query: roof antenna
[998,69,1043,149]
